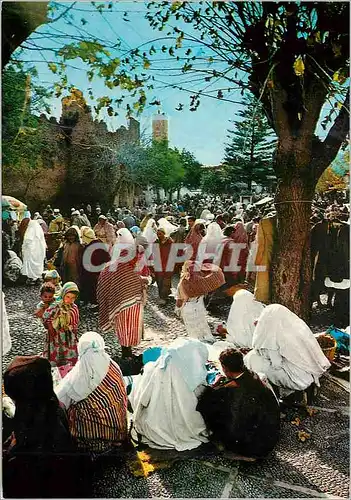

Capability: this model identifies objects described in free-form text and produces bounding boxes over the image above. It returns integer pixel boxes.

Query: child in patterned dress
[42,282,80,367]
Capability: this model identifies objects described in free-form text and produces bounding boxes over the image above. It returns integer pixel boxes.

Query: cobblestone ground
[3,280,350,499]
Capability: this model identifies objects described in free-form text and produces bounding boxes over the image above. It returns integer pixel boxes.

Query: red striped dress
[67,361,128,453]
[97,258,144,348]
[115,303,143,347]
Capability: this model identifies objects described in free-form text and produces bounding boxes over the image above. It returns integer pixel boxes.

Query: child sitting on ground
[35,283,56,319]
[43,269,62,296]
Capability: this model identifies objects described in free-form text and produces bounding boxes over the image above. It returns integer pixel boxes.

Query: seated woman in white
[226,290,265,348]
[244,304,330,397]
[55,331,128,454]
[129,338,209,451]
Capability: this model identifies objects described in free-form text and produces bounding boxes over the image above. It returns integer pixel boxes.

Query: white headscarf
[226,290,265,348]
[157,217,178,237]
[159,338,208,391]
[70,225,82,243]
[23,219,45,242]
[55,331,111,408]
[199,209,211,220]
[117,227,134,244]
[201,222,223,243]
[251,304,330,376]
[142,218,157,243]
[197,221,224,262]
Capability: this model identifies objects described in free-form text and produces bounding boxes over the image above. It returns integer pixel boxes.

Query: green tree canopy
[179,149,203,190]
[201,168,230,196]
[2,65,54,173]
[223,94,276,191]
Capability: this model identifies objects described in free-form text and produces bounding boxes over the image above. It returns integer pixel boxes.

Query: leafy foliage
[2,66,54,173]
[178,149,203,190]
[316,151,349,193]
[201,168,230,196]
[143,141,185,194]
[223,94,276,190]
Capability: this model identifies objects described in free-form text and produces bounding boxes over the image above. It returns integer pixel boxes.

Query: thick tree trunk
[271,177,315,321]
[2,2,48,68]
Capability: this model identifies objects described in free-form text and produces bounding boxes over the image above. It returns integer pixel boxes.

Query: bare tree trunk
[271,177,315,321]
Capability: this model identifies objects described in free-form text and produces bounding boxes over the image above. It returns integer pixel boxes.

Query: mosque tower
[152,111,168,143]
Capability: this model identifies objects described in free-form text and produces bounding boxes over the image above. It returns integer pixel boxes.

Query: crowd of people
[2,191,349,497]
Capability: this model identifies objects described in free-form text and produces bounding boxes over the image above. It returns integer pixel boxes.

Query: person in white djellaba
[21,219,46,284]
[129,338,209,451]
[226,290,265,348]
[244,304,331,398]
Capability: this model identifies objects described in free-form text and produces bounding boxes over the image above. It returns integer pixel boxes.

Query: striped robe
[67,362,128,453]
[97,259,144,347]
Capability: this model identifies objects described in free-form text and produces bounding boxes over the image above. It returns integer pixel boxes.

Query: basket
[317,334,337,361]
[181,263,225,298]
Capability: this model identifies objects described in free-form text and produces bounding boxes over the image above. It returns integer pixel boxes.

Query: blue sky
[14,1,338,165]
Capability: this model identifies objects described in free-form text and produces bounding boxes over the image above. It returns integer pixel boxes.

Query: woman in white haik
[129,338,209,451]
[226,290,265,348]
[142,218,157,244]
[244,304,330,397]
[21,219,46,283]
[197,222,224,263]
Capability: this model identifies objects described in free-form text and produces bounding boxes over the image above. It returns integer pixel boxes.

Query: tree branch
[49,2,77,23]
[312,89,350,177]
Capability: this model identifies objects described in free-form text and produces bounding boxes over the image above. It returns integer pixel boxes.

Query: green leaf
[171,1,183,12]
[143,58,151,69]
[48,63,58,74]
[293,56,305,77]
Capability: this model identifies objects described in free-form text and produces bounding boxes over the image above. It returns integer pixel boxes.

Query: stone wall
[3,88,140,212]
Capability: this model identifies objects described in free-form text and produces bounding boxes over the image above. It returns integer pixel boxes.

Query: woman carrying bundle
[176,260,225,342]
